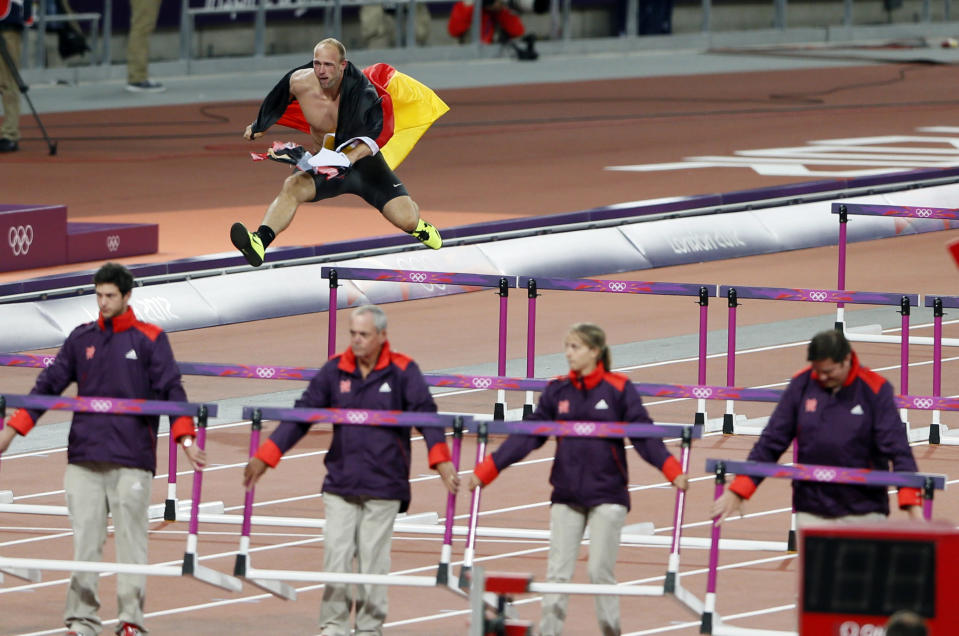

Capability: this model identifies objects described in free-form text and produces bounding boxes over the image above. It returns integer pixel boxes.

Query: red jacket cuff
[170,416,196,443]
[660,455,682,484]
[255,439,283,468]
[7,409,34,436]
[473,456,499,486]
[428,442,452,468]
[729,474,757,500]
[898,487,922,509]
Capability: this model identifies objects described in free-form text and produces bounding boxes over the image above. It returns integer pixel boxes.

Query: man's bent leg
[382,197,442,249]
[318,493,362,636]
[539,504,587,636]
[232,172,315,267]
[354,498,401,635]
[108,466,152,632]
[64,463,109,636]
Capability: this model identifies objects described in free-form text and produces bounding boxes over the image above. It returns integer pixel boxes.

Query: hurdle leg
[164,416,178,521]
[722,290,739,435]
[701,462,726,635]
[231,410,296,600]
[181,411,243,592]
[437,417,464,586]
[696,287,709,426]
[931,299,943,444]
[460,421,488,590]
[664,426,693,594]
[494,278,509,420]
[523,279,537,419]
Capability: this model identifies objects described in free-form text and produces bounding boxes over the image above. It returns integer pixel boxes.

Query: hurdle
[0,393,242,592]
[231,405,466,595]
[519,276,715,423]
[718,285,920,438]
[832,201,959,344]
[322,267,518,418]
[461,418,711,622]
[700,458,946,635]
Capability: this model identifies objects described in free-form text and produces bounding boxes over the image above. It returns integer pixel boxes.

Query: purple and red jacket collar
[338,340,393,374]
[97,306,137,333]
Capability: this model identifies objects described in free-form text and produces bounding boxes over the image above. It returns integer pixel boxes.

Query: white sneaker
[126,80,165,93]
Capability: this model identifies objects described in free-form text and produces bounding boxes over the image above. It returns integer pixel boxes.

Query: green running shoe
[230,222,265,267]
[410,219,442,250]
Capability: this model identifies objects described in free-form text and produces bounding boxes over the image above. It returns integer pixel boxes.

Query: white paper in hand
[307,148,351,168]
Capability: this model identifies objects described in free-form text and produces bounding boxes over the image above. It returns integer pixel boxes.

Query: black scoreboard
[800,522,957,635]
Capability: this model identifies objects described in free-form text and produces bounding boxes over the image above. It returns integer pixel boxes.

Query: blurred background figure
[360,1,431,49]
[0,0,31,152]
[448,0,546,59]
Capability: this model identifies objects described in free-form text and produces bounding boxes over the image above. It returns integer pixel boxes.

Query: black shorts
[309,153,409,211]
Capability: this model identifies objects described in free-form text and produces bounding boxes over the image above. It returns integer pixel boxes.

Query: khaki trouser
[63,462,152,636]
[796,510,887,529]
[539,503,627,636]
[318,493,401,636]
[0,29,22,142]
[126,0,161,83]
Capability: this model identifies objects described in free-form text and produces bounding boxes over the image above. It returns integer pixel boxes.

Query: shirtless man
[231,38,443,267]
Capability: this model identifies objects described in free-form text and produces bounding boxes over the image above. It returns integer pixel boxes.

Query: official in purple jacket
[0,262,205,636]
[469,323,689,636]
[242,304,458,636]
[712,329,923,526]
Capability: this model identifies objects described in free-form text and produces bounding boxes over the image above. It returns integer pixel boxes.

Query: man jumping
[232,37,446,267]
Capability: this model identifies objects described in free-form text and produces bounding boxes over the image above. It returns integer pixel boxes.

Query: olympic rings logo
[8,225,34,256]
[573,422,595,435]
[472,377,493,389]
[607,281,627,292]
[912,398,934,409]
[408,272,428,283]
[915,208,933,218]
[41,355,56,367]
[255,367,276,378]
[106,235,120,252]
[807,291,828,302]
[346,410,369,423]
[89,399,114,412]
[692,387,713,399]
[812,468,836,482]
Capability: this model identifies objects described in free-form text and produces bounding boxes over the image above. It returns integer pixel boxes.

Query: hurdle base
[700,611,714,634]
[0,490,12,504]
[436,561,450,586]
[0,565,42,582]
[787,529,797,553]
[182,553,243,593]
[663,570,676,594]
[722,414,734,435]
[929,423,941,445]
[522,404,533,420]
[493,402,505,421]
[164,498,176,521]
[458,565,472,590]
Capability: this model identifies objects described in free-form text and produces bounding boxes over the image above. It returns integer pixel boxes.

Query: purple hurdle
[518,276,715,423]
[320,267,518,419]
[699,458,945,635]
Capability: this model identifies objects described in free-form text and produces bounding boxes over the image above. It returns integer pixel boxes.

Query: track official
[243,304,458,636]
[712,329,923,526]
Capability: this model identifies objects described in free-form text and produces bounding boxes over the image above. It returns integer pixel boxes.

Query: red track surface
[1,62,958,635]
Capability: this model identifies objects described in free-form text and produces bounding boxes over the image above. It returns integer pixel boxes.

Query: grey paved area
[17,22,959,115]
